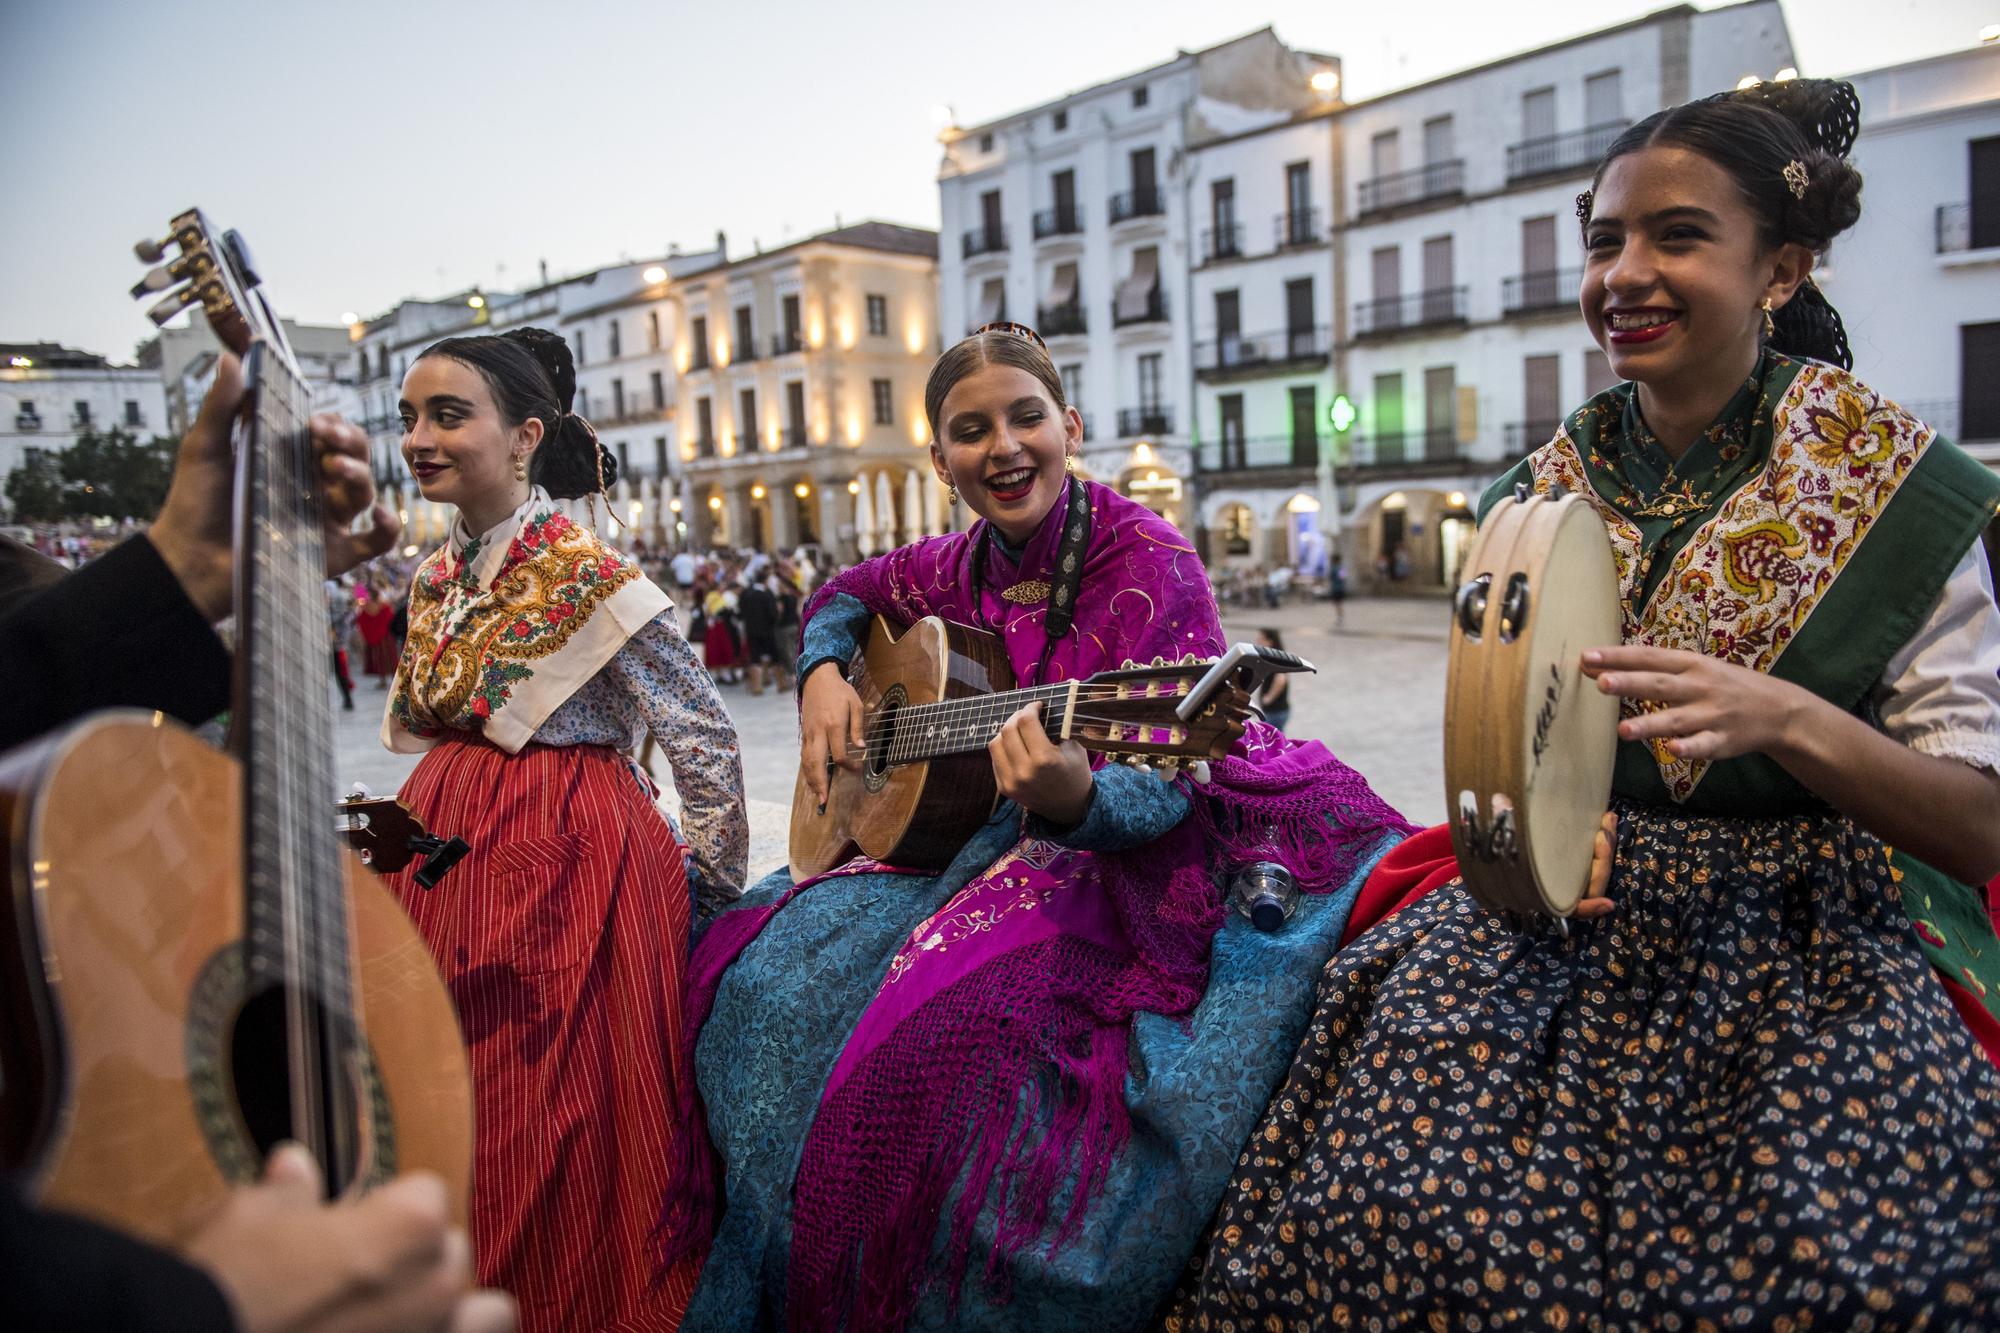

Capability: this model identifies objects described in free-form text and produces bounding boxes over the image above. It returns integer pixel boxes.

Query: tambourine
[1443,486,1621,917]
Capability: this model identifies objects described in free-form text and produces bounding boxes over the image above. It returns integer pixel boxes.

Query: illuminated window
[872,378,894,425]
[1220,503,1254,556]
[866,294,888,337]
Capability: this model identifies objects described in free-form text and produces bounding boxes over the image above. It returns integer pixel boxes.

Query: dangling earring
[513,452,528,481]
[1760,298,1775,340]
[946,484,959,506]
[1064,454,1077,476]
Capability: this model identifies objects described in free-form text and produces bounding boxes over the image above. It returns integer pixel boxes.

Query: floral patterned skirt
[1163,803,2000,1331]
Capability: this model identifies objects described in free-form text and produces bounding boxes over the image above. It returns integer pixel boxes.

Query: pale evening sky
[3,0,1990,362]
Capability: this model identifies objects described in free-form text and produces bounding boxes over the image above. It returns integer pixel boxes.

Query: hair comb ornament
[1574,190,1594,224]
[974,320,1048,350]
[1782,159,1809,199]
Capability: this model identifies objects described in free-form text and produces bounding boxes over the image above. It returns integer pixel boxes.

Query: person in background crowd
[1326,553,1348,628]
[736,572,780,697]
[354,578,399,689]
[703,579,742,685]
[1255,627,1292,733]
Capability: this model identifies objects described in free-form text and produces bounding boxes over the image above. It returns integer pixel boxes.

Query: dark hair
[1259,627,1286,652]
[415,326,618,498]
[1583,79,1863,368]
[924,329,1069,437]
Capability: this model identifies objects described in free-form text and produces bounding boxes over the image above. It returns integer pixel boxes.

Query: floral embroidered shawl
[383,487,668,754]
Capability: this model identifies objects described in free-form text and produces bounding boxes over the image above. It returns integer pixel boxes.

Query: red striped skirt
[390,737,705,1331]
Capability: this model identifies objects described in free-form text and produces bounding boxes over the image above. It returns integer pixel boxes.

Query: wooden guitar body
[790,616,1011,881]
[0,712,472,1245]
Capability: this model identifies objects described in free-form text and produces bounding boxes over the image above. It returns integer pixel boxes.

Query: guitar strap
[972,477,1093,684]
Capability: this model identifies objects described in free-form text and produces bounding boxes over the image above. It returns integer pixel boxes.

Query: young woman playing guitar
[673,324,1415,1332]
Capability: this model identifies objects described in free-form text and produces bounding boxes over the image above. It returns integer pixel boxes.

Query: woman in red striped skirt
[382,327,747,1331]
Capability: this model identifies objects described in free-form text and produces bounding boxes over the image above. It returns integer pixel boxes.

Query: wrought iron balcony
[13,412,41,432]
[1506,120,1629,182]
[1117,406,1173,437]
[1504,421,1565,454]
[1274,206,1323,248]
[688,350,712,371]
[1352,286,1468,337]
[780,426,810,449]
[1202,223,1244,263]
[1193,325,1332,377]
[1037,301,1087,337]
[772,330,804,356]
[733,338,761,363]
[1033,206,1084,239]
[1346,433,1472,473]
[692,436,717,458]
[1356,161,1465,215]
[962,225,1009,259]
[1108,187,1165,224]
[1196,433,1321,473]
[1501,267,1583,316]
[1111,288,1168,328]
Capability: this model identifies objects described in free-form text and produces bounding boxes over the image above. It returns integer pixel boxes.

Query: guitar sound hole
[865,686,906,792]
[228,984,363,1196]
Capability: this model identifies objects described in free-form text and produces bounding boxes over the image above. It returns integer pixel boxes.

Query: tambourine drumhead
[1444,492,1621,916]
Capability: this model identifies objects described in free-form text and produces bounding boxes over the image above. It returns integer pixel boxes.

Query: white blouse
[1875,546,2000,774]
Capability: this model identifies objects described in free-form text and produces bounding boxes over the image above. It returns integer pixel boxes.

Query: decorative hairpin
[1574,190,1594,224]
[1782,159,1809,199]
[974,320,1048,350]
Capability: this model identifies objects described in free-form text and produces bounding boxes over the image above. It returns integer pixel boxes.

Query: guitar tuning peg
[134,235,174,264]
[144,285,200,326]
[1157,760,1180,782]
[1190,760,1212,785]
[130,263,182,297]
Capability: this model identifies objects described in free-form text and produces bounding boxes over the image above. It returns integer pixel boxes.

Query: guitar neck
[884,681,1076,766]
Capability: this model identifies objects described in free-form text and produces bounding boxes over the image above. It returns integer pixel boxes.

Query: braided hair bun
[500,327,618,498]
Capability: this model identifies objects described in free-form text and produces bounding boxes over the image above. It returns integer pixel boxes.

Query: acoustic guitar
[790,614,1298,879]
[0,209,472,1245]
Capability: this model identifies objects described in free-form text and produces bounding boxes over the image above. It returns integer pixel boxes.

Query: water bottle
[1229,861,1299,933]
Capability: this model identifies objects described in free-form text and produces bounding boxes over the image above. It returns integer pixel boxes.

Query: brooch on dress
[1002,580,1052,604]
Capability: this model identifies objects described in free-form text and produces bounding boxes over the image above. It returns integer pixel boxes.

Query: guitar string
[838,679,1207,746]
[847,704,1211,764]
[840,687,1203,751]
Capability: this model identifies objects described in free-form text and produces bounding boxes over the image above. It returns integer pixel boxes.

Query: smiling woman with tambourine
[1171,79,2000,1330]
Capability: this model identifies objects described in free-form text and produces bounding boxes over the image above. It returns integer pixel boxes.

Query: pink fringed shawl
[676,481,1411,1330]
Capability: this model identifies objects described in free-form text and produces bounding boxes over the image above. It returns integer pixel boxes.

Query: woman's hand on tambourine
[800,661,865,808]
[991,701,1094,829]
[1573,810,1618,920]
[1583,645,1808,763]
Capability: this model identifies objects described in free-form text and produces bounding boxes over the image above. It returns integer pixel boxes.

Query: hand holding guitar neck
[150,352,399,623]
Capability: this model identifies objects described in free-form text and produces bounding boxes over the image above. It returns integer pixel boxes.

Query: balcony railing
[1503,421,1565,454]
[70,414,93,430]
[602,403,669,428]
[733,338,762,363]
[1353,286,1468,337]
[13,413,41,432]
[1109,187,1165,224]
[781,425,810,449]
[1506,120,1629,182]
[962,225,1009,258]
[1501,267,1583,316]
[689,350,712,371]
[1274,206,1324,248]
[1193,325,1332,376]
[1937,202,1973,254]
[692,437,717,458]
[1202,223,1244,263]
[1356,160,1465,215]
[1196,434,1321,473]
[1347,433,1470,472]
[1033,206,1084,239]
[1111,287,1169,327]
[772,330,804,356]
[1117,406,1173,437]
[1038,301,1087,337]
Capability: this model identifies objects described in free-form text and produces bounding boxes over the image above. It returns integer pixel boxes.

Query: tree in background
[3,428,177,522]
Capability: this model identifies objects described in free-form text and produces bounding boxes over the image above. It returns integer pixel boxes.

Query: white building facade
[0,343,168,486]
[1825,43,2000,472]
[1326,0,1795,591]
[936,28,1340,538]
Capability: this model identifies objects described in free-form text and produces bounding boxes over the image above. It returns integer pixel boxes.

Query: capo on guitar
[1176,643,1316,724]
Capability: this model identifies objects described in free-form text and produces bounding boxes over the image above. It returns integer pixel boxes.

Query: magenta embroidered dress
[673,481,1413,1332]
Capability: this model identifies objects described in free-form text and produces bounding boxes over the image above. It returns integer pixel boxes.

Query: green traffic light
[1328,393,1357,433]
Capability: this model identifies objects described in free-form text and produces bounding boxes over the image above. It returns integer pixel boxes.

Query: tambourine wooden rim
[1444,488,1622,917]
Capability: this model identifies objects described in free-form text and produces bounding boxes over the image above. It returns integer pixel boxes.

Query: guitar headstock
[1067,655,1253,776]
[131,208,293,368]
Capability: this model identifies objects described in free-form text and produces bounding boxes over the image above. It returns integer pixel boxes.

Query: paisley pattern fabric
[1530,357,1934,801]
[685,801,1401,1333]
[385,486,668,754]
[1164,802,2000,1330]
